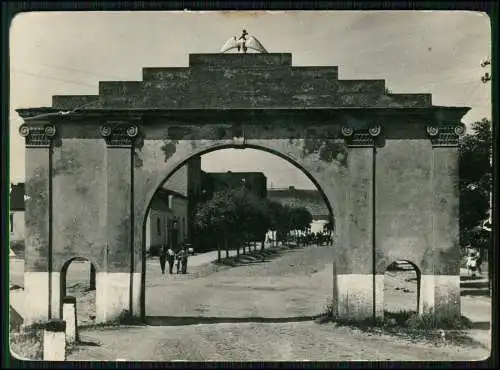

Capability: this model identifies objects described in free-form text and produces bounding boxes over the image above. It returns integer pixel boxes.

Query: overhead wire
[38,62,128,81]
[11,69,97,88]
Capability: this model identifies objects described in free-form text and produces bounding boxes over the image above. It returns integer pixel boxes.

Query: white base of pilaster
[374,274,384,318]
[419,275,460,316]
[131,272,141,316]
[24,272,50,325]
[336,274,374,320]
[50,272,60,319]
[43,331,66,361]
[96,272,141,323]
[63,303,77,344]
[420,274,435,314]
[433,275,461,317]
[335,273,461,321]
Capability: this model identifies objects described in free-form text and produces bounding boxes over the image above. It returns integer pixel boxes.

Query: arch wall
[17,52,468,324]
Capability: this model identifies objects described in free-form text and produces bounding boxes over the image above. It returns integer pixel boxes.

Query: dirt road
[68,320,488,361]
[63,245,490,361]
[144,245,333,319]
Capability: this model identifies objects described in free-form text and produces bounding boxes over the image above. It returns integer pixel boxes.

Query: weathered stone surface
[106,147,133,272]
[25,147,51,272]
[52,139,106,273]
[16,52,469,324]
[339,147,374,275]
[45,53,430,110]
[431,147,460,276]
[52,95,99,110]
[374,139,434,275]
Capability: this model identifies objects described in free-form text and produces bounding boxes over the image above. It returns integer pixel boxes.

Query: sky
[9,11,491,189]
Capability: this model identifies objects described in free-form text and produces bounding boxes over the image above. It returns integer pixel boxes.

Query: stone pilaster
[335,125,381,320]
[19,123,56,324]
[96,121,140,323]
[425,123,465,319]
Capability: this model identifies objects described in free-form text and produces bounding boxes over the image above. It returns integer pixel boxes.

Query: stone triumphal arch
[17,51,469,325]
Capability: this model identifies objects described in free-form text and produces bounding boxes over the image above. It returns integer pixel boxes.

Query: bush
[403,310,472,330]
[10,325,43,360]
[322,297,472,330]
[10,240,25,259]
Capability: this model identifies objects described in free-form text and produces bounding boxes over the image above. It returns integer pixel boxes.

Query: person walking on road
[167,246,176,274]
[177,246,189,274]
[159,242,167,275]
[175,250,182,274]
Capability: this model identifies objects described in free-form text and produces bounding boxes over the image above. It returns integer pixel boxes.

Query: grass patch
[9,324,44,360]
[320,298,477,347]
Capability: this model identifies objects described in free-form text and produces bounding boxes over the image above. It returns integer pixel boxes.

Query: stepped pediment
[50,53,432,111]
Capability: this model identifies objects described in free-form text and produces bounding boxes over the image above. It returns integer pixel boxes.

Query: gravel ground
[144,245,334,318]
[10,245,491,361]
[68,321,489,361]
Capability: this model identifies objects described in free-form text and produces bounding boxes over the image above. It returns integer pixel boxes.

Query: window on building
[182,217,186,237]
[157,217,161,235]
[10,213,13,233]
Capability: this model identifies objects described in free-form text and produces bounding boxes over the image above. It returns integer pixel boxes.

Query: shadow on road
[460,275,487,282]
[468,321,491,330]
[77,338,101,347]
[145,314,323,326]
[461,289,490,297]
[213,245,304,268]
[460,281,489,289]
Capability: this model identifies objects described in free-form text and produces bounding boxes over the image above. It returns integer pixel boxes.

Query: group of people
[298,231,333,246]
[159,244,190,275]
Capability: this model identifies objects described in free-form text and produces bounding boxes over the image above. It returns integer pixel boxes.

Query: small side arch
[60,256,99,319]
[382,259,422,317]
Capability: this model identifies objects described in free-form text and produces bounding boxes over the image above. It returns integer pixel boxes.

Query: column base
[336,274,374,321]
[374,274,384,319]
[131,272,141,317]
[24,272,49,325]
[420,274,460,319]
[50,272,60,319]
[434,275,461,319]
[419,274,435,314]
[96,272,141,323]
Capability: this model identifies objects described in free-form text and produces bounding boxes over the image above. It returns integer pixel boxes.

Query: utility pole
[480,56,492,231]
[480,57,492,291]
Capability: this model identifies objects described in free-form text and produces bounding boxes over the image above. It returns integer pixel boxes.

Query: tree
[323,218,334,243]
[193,190,239,261]
[193,188,273,259]
[289,206,313,245]
[267,200,284,246]
[459,118,492,262]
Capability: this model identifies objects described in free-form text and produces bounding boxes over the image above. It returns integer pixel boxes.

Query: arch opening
[140,145,338,320]
[383,259,421,322]
[142,143,337,231]
[60,257,97,326]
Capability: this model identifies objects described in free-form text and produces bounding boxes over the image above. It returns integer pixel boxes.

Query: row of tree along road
[193,187,330,261]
